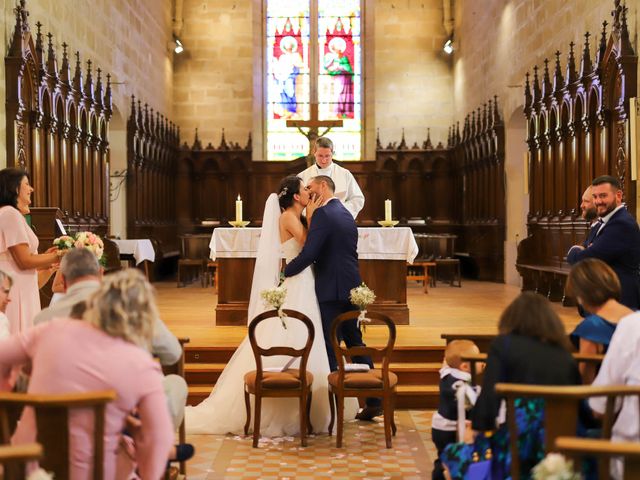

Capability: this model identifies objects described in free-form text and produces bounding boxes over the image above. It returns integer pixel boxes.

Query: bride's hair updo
[277,175,303,211]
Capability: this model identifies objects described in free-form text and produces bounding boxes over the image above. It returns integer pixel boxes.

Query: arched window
[265,0,362,161]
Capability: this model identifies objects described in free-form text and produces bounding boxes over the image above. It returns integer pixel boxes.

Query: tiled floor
[183,410,436,479]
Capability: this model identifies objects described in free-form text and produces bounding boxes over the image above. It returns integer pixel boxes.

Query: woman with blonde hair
[0,268,174,479]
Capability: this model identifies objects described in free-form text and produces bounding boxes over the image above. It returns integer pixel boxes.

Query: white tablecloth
[210,227,418,263]
[113,239,156,265]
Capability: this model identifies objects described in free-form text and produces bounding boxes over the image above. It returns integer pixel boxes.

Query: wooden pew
[0,390,116,480]
[495,384,640,480]
[440,333,497,353]
[461,352,604,386]
[0,443,43,479]
[556,436,640,480]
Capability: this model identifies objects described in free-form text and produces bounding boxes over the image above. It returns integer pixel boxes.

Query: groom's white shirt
[298,162,364,219]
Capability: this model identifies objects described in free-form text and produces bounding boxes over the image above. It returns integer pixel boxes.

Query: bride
[185,175,357,436]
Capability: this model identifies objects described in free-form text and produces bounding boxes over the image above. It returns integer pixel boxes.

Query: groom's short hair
[312,175,335,192]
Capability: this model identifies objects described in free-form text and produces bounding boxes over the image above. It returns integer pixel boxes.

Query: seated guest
[34,249,189,434]
[431,340,480,480]
[566,258,630,384]
[442,292,580,480]
[0,269,174,479]
[0,269,12,339]
[589,301,640,479]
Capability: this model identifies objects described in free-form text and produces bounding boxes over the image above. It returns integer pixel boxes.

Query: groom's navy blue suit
[285,199,379,406]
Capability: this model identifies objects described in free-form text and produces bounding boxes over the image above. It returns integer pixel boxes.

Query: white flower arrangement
[350,282,376,331]
[261,285,288,329]
[53,231,106,266]
[532,453,581,480]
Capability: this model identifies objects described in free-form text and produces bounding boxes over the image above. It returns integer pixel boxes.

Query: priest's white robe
[298,162,365,218]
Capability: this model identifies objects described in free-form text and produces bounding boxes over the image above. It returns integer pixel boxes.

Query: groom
[284,175,382,420]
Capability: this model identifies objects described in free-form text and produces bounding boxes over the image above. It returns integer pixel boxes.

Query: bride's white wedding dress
[185,197,357,436]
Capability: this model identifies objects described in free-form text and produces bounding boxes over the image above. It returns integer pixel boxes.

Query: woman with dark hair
[442,292,580,479]
[185,175,358,437]
[566,258,629,383]
[0,168,62,333]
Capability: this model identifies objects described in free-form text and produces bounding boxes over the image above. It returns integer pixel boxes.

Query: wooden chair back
[331,310,397,391]
[556,436,640,480]
[180,234,210,261]
[0,443,43,479]
[161,336,190,476]
[494,384,640,480]
[248,309,315,393]
[461,352,605,386]
[0,390,116,480]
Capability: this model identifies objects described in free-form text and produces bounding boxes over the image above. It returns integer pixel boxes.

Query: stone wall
[374,0,454,150]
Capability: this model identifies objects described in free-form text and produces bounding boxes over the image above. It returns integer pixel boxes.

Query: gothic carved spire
[399,128,407,149]
[192,127,202,150]
[565,41,578,85]
[423,127,433,149]
[532,65,541,104]
[59,42,70,84]
[219,128,229,150]
[597,21,608,66]
[72,51,83,93]
[580,32,592,77]
[84,60,94,100]
[553,51,563,92]
[94,68,103,109]
[104,73,112,115]
[620,4,633,56]
[542,58,552,98]
[245,131,252,150]
[524,72,532,112]
[46,32,57,78]
[493,95,501,124]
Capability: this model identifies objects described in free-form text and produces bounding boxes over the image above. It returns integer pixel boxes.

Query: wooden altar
[211,227,418,326]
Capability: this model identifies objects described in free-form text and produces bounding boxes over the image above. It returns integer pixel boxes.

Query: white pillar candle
[385,199,392,222]
[236,195,242,222]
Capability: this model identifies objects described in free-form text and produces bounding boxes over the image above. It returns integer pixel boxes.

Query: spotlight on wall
[443,38,454,55]
[173,37,184,54]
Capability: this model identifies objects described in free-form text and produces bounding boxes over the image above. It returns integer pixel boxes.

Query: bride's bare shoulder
[280,209,300,226]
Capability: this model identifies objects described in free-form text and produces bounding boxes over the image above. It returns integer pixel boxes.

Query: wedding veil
[247,193,282,324]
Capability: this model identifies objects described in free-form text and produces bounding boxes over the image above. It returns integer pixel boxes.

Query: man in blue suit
[567,175,640,309]
[284,175,382,420]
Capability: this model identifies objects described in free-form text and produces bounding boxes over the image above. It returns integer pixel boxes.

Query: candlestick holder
[377,220,399,227]
[228,220,250,228]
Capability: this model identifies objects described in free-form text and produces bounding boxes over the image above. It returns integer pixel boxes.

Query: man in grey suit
[34,248,188,430]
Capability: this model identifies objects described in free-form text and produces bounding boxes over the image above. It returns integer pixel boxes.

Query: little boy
[431,340,480,480]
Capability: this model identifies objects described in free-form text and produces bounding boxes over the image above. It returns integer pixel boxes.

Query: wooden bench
[462,352,604,386]
[406,261,436,292]
[556,436,640,480]
[516,263,574,305]
[441,333,497,353]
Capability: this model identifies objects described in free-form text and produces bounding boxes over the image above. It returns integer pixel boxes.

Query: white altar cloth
[113,239,156,265]
[210,227,418,263]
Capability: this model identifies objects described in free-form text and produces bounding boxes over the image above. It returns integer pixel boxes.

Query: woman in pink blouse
[0,168,61,333]
[0,269,174,479]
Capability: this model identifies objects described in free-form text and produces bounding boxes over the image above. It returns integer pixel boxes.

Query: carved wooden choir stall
[516,4,637,302]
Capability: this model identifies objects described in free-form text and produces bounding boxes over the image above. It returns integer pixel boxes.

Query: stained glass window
[265,0,362,161]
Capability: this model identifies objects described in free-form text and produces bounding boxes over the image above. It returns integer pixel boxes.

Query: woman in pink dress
[0,168,61,333]
[0,268,174,479]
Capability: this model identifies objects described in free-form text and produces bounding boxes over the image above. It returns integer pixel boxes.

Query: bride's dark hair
[277,175,307,228]
[277,175,303,210]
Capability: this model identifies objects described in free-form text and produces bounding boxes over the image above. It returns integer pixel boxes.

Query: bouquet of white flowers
[261,285,288,329]
[350,282,376,331]
[53,231,106,266]
[532,453,581,480]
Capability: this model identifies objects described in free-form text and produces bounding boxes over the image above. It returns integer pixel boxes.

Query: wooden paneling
[4,3,112,235]
[517,5,637,300]
[126,96,180,256]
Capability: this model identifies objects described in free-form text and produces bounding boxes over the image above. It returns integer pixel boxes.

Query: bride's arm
[281,211,307,245]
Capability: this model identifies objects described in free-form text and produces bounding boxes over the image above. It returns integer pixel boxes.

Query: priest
[298,136,365,218]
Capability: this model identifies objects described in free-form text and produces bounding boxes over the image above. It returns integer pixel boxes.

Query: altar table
[210,227,418,326]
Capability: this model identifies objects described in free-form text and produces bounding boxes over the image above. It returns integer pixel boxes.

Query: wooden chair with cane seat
[161,337,190,477]
[327,311,398,448]
[0,443,43,479]
[494,383,640,480]
[0,390,116,480]
[243,309,315,448]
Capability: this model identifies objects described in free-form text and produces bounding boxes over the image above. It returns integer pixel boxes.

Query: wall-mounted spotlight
[174,37,184,54]
[443,38,454,55]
